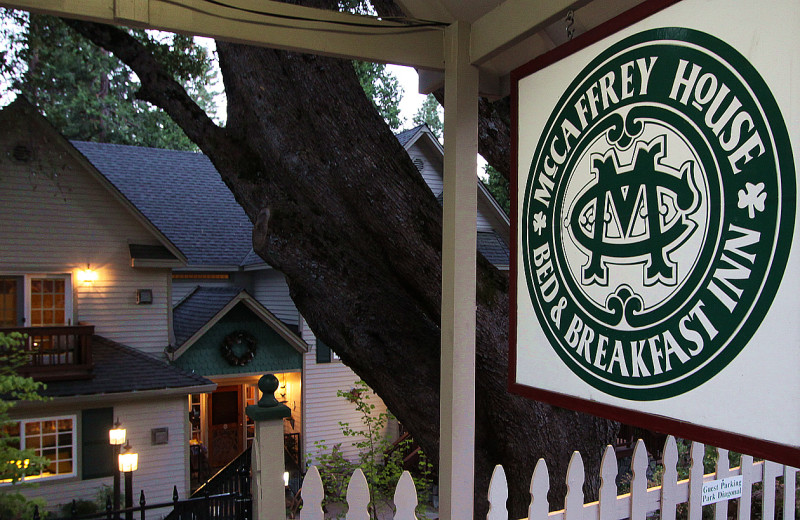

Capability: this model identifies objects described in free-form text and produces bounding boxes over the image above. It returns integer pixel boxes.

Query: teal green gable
[173,303,302,376]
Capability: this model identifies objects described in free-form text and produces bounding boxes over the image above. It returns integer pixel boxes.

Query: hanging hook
[566,10,575,41]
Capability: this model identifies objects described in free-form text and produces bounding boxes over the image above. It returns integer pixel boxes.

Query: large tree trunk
[65,8,617,517]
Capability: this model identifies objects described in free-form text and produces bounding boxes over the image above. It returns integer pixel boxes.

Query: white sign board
[702,476,743,506]
[510,0,799,465]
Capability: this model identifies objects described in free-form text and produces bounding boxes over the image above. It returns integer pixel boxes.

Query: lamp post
[108,420,126,520]
[118,443,138,520]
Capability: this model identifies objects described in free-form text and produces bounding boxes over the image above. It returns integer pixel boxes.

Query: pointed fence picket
[297,436,797,519]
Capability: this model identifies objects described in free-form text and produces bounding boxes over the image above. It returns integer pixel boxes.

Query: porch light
[118,443,138,473]
[283,471,289,487]
[109,420,126,446]
[77,266,98,284]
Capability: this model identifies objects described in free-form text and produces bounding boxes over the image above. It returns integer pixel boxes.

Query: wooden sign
[510,0,799,465]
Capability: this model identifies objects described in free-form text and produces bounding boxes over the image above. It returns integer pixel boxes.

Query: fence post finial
[487,465,508,520]
[298,465,324,520]
[394,471,419,520]
[246,374,291,520]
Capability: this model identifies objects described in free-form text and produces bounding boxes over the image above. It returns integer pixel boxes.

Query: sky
[386,64,428,130]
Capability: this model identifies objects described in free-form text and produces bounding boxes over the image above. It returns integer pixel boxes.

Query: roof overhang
[11,384,218,411]
[1,0,648,98]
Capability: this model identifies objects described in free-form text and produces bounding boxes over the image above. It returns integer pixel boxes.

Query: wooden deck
[1,325,94,381]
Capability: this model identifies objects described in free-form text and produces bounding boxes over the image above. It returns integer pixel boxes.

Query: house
[0,98,510,510]
[0,99,216,510]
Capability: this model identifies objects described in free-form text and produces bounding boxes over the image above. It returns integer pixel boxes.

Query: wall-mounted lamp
[77,265,98,284]
[283,471,289,487]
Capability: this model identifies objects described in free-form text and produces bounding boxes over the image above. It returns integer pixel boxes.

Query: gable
[0,100,183,353]
[172,302,302,376]
[72,140,253,267]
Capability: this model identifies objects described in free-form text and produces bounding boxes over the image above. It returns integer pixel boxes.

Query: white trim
[14,273,74,327]
[172,291,308,357]
[1,414,78,484]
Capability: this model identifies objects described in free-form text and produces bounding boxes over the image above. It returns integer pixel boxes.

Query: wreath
[221,331,258,366]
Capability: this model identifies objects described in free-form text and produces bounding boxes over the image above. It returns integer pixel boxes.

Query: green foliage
[310,381,434,519]
[0,9,217,150]
[336,0,404,131]
[0,333,50,520]
[353,60,404,131]
[482,164,510,215]
[412,94,443,141]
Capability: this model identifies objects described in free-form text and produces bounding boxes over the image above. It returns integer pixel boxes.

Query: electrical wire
[197,0,448,29]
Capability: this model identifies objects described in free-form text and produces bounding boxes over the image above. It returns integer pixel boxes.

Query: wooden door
[208,385,243,468]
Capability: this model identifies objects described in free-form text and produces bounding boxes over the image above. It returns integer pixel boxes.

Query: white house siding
[114,397,190,507]
[301,321,388,465]
[0,131,171,357]
[407,144,443,199]
[11,396,188,517]
[406,139,496,233]
[252,270,299,326]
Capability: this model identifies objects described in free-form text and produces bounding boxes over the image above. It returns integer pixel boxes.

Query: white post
[440,19,479,520]
[247,374,291,520]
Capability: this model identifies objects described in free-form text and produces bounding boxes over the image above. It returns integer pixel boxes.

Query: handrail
[1,325,94,381]
[192,446,252,498]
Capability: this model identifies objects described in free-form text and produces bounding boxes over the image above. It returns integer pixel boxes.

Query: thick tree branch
[67,7,617,517]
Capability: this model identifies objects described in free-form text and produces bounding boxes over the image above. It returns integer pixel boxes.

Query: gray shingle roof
[477,231,510,268]
[173,286,245,346]
[41,336,213,398]
[396,125,425,147]
[72,141,253,267]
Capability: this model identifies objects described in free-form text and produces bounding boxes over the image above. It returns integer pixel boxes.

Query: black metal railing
[192,446,251,499]
[37,471,252,520]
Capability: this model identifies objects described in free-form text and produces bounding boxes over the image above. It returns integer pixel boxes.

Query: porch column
[246,374,291,520]
[440,20,479,520]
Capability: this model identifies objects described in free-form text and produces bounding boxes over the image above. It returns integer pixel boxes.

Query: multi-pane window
[3,416,76,482]
[30,278,67,326]
[189,394,203,444]
[245,384,259,448]
[0,275,71,327]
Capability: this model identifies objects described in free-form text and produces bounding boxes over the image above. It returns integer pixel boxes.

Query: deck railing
[1,325,94,381]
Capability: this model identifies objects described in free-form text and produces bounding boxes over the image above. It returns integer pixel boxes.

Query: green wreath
[221,331,257,366]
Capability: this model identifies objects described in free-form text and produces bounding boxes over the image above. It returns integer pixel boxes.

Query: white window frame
[2,414,78,484]
[0,273,74,327]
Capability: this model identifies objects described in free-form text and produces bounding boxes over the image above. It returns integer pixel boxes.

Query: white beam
[439,20,478,520]
[0,0,446,69]
[470,0,585,66]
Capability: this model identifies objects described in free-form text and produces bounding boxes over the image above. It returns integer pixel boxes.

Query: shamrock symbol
[737,182,767,219]
[532,211,547,235]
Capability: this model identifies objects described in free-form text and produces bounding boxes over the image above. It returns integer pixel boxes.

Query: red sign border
[508,0,800,467]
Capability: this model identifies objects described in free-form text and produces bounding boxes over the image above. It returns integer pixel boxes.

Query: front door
[208,385,243,468]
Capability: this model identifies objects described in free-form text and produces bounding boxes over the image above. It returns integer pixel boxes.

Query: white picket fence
[297,436,798,519]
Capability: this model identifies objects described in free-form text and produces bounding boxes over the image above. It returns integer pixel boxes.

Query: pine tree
[413,93,443,140]
[1,10,217,150]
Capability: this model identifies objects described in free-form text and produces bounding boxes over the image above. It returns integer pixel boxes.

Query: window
[245,384,260,448]
[0,275,72,327]
[315,339,339,363]
[3,416,77,482]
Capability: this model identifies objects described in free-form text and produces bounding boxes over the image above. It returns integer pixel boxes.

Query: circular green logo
[521,28,795,400]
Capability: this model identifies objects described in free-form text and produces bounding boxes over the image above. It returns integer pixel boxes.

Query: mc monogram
[521,28,795,400]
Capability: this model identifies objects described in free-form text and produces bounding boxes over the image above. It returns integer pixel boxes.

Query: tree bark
[65,9,617,518]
